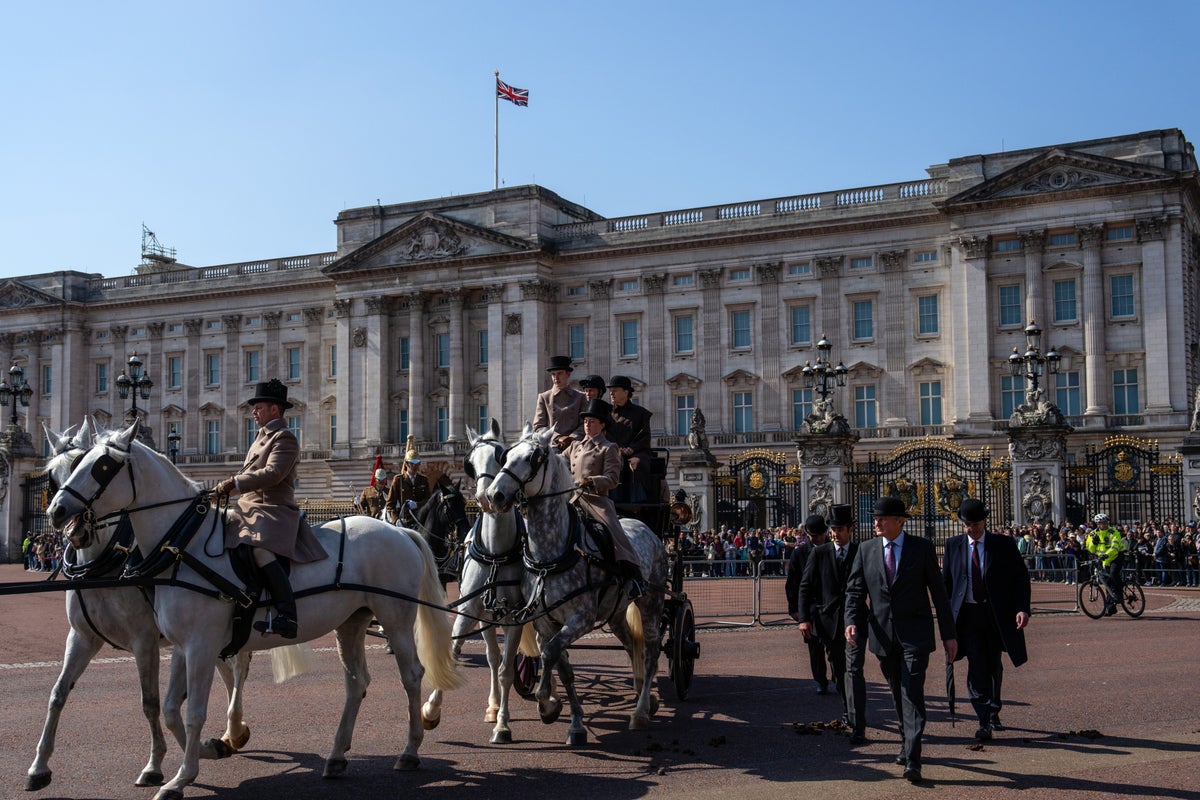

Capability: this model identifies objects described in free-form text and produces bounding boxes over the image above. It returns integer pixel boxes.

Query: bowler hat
[547,355,574,373]
[804,514,829,537]
[247,378,293,410]
[873,496,910,518]
[957,498,988,523]
[579,374,607,391]
[607,375,635,393]
[828,503,855,527]
[579,398,612,426]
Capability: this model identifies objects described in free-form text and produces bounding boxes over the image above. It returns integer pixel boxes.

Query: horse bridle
[56,443,138,533]
[463,438,507,482]
[494,438,551,497]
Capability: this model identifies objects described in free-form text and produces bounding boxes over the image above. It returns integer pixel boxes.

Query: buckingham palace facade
[2,127,1199,526]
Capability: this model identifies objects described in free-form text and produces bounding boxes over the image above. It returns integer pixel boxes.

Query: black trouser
[845,632,867,735]
[807,635,829,688]
[958,602,1004,724]
[878,645,931,767]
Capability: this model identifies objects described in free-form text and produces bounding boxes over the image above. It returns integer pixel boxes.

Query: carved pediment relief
[944,148,1177,206]
[198,402,225,416]
[846,360,883,379]
[781,364,808,383]
[665,372,702,391]
[160,404,187,417]
[324,211,536,274]
[722,369,760,388]
[0,280,60,309]
[907,357,945,376]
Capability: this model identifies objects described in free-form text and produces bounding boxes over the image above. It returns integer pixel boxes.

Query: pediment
[722,369,760,388]
[0,280,61,310]
[846,360,883,378]
[907,357,945,375]
[198,402,224,415]
[665,372,702,391]
[943,148,1177,206]
[324,211,537,274]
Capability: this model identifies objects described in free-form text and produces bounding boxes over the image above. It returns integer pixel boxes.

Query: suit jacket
[784,541,814,615]
[533,385,586,442]
[225,419,325,563]
[608,401,653,458]
[846,533,955,658]
[942,531,1031,667]
[798,541,858,644]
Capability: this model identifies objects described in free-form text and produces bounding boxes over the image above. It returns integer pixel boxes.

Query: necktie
[971,540,986,601]
[885,542,896,585]
[836,546,845,562]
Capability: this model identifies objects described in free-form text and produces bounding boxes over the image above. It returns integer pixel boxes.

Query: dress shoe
[895,753,908,765]
[848,734,868,745]
[975,725,993,741]
[816,683,830,695]
[903,764,923,783]
[989,714,1004,731]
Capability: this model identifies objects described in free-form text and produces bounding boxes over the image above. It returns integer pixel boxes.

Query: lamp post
[0,362,32,428]
[1008,319,1060,400]
[167,430,181,464]
[802,333,848,402]
[116,351,154,424]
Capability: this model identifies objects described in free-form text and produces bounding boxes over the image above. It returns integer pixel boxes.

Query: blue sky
[1,1,1196,281]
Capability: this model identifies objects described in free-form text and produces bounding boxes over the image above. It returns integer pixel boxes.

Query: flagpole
[494,70,500,190]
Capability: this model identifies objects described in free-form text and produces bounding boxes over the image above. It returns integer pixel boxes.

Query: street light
[801,333,848,401]
[1008,319,1061,397]
[116,351,154,422]
[0,362,33,427]
[167,429,181,463]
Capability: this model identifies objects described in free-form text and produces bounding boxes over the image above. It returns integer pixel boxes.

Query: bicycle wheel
[1121,583,1146,618]
[1078,578,1107,619]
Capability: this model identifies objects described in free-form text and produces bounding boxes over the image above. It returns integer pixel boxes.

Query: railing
[88,252,337,294]
[554,179,947,240]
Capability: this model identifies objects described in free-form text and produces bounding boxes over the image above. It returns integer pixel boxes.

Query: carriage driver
[533,355,587,450]
[562,398,646,598]
[214,379,328,639]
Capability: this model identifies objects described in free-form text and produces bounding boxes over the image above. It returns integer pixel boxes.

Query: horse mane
[128,437,205,494]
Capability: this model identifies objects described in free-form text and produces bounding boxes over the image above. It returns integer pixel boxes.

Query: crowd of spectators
[670,519,1200,588]
[21,531,62,572]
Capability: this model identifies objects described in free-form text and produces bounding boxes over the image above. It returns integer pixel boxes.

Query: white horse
[486,424,667,745]
[26,421,252,792]
[422,420,537,743]
[46,421,464,800]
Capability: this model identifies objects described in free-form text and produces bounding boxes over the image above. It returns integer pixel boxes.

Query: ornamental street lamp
[801,333,848,401]
[0,361,33,428]
[167,429,181,464]
[1008,319,1061,398]
[116,351,154,423]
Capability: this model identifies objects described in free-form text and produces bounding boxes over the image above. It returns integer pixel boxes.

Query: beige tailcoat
[562,431,639,564]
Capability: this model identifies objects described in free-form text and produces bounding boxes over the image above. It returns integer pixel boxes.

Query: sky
[1,0,1197,281]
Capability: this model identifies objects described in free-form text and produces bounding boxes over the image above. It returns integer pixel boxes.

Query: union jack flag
[496,77,529,107]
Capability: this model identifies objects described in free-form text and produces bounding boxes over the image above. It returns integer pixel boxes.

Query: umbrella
[945,659,957,727]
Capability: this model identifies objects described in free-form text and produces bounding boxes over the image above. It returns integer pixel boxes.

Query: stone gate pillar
[1007,424,1072,525]
[677,408,718,533]
[795,433,858,518]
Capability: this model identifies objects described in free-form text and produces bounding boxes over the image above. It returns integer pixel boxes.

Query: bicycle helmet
[1093,513,1109,524]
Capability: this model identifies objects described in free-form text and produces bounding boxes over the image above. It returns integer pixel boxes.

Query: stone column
[588,279,613,382]
[520,280,558,425]
[482,286,506,438]
[644,274,668,427]
[1136,216,1174,414]
[362,297,389,446]
[303,307,324,449]
[1007,424,1071,525]
[950,237,992,431]
[1079,224,1108,416]
[142,322,163,448]
[698,269,724,425]
[879,250,907,428]
[184,318,203,454]
[446,288,465,440]
[815,257,844,419]
[332,299,351,454]
[406,292,427,442]
[1019,230,1046,329]
[756,263,782,430]
[221,314,242,452]
[24,330,42,438]
[264,311,282,377]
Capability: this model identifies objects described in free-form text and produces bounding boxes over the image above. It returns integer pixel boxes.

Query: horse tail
[269,643,316,683]
[518,623,540,657]
[625,602,646,685]
[398,526,467,691]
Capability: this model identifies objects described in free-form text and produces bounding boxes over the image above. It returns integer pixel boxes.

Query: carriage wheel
[668,601,698,701]
[513,653,541,700]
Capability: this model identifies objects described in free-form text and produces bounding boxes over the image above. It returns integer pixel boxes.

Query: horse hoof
[394,754,420,771]
[136,770,165,787]
[484,708,499,723]
[629,714,651,731]
[650,695,660,715]
[224,727,251,750]
[539,699,562,725]
[202,737,235,759]
[24,771,51,791]
[422,713,441,731]
[566,729,588,746]
[322,758,348,779]
[490,729,513,744]
[153,789,185,800]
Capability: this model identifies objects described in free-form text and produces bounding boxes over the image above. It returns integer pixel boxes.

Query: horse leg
[611,601,656,730]
[155,646,219,800]
[25,628,103,790]
[324,613,373,778]
[161,648,187,752]
[537,619,589,745]
[490,624,522,744]
[129,633,168,786]
[422,607,475,730]
[388,612,427,771]
[482,625,502,724]
[554,650,588,746]
[205,651,251,755]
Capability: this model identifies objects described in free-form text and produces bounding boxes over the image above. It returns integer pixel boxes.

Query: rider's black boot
[254,559,298,639]
[619,560,646,599]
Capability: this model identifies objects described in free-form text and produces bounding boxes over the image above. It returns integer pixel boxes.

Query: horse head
[485,422,559,514]
[42,419,96,546]
[464,418,505,513]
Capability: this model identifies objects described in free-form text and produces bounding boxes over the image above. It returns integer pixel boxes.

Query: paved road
[1,564,1198,799]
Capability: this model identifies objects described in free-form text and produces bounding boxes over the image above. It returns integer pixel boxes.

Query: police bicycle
[1078,555,1146,619]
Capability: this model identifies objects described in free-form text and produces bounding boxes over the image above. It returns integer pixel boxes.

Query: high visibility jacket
[1086,527,1127,567]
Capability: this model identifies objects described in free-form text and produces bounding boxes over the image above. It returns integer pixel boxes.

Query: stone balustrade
[88,252,337,295]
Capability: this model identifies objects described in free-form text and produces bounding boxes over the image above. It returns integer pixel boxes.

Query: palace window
[437,407,449,442]
[167,356,182,389]
[792,388,813,430]
[788,262,811,276]
[852,300,874,341]
[1049,232,1077,247]
[478,330,489,365]
[620,319,639,358]
[917,294,939,335]
[674,314,694,354]
[994,239,1020,253]
[206,353,221,385]
[915,251,937,263]
[96,362,108,393]
[205,420,220,455]
[790,305,811,346]
[1056,371,1082,416]
[854,385,877,429]
[435,333,450,368]
[1113,369,1140,415]
[731,310,752,350]
[399,336,410,370]
[675,394,695,436]
[998,284,1022,327]
[733,391,754,433]
[1110,274,1135,319]
[286,347,302,381]
[1053,280,1077,323]
[1106,226,1134,242]
[1001,375,1023,419]
[568,324,586,361]
[919,381,943,425]
[244,350,260,383]
[850,256,873,269]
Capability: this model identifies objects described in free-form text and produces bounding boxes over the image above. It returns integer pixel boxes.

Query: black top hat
[579,374,607,391]
[247,378,293,410]
[873,496,910,518]
[547,356,574,373]
[957,498,988,523]
[828,503,855,527]
[607,375,635,393]
[804,514,829,537]
[579,398,612,426]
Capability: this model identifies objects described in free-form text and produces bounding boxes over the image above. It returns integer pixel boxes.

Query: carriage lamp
[0,361,33,427]
[167,429,181,463]
[1007,319,1061,396]
[801,333,848,401]
[116,351,154,419]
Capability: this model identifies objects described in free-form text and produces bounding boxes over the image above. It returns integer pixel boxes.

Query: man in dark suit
[798,504,868,742]
[786,515,831,694]
[942,498,1031,741]
[607,375,653,502]
[845,497,957,784]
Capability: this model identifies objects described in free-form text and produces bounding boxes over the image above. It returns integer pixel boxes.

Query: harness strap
[335,517,347,588]
[74,587,126,652]
[169,548,255,607]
